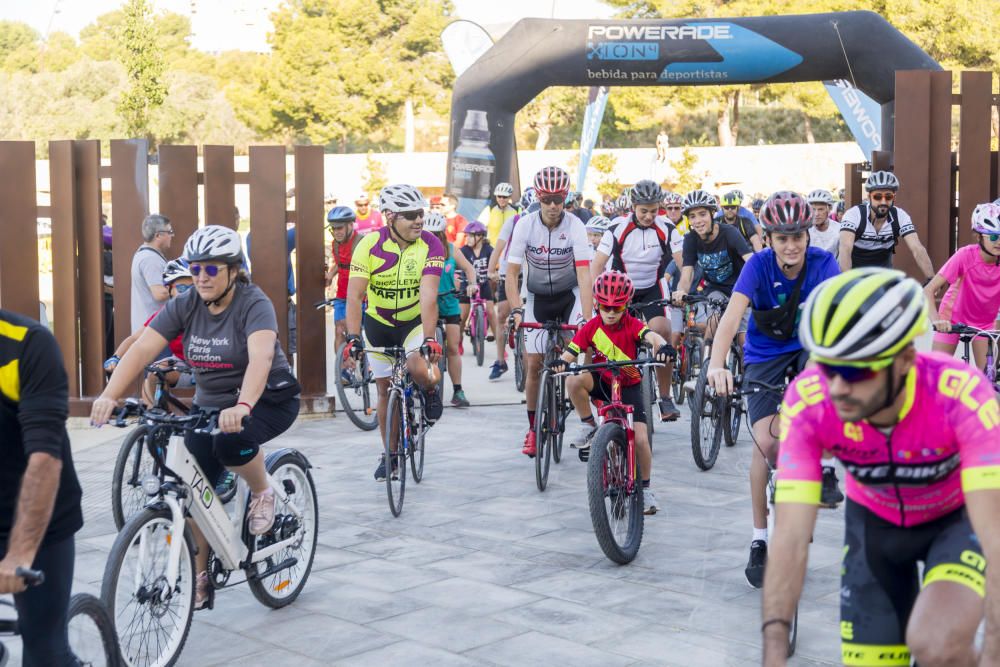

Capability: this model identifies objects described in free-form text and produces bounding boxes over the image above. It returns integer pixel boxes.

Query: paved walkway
[10,339,845,666]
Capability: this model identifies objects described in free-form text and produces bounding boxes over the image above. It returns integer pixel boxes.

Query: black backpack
[851,203,901,253]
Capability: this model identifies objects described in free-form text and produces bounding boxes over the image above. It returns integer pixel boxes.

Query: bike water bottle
[450,110,495,220]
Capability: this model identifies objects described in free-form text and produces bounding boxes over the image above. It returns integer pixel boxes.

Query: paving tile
[400,576,542,615]
[369,606,525,652]
[332,640,482,666]
[465,630,636,667]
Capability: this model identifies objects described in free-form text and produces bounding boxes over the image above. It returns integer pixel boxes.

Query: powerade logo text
[587,25,733,41]
[588,42,659,61]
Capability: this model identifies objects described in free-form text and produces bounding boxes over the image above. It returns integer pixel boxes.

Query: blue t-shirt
[714,206,757,225]
[734,246,839,363]
[437,243,460,317]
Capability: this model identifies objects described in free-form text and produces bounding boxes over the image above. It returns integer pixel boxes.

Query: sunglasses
[722,206,738,210]
[598,303,626,313]
[173,283,193,294]
[158,229,175,237]
[190,264,224,277]
[871,193,895,202]
[817,361,887,383]
[539,195,565,206]
[984,233,1000,243]
[397,210,424,221]
[665,206,682,211]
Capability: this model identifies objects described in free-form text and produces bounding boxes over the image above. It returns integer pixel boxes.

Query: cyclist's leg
[333,298,348,351]
[566,370,596,417]
[495,280,510,363]
[363,319,403,442]
[403,323,440,390]
[459,299,471,333]
[184,408,223,579]
[906,509,984,666]
[745,353,794,536]
[443,317,463,386]
[971,337,990,372]
[620,382,650,481]
[213,396,300,494]
[522,294,546,423]
[10,536,75,667]
[485,299,498,342]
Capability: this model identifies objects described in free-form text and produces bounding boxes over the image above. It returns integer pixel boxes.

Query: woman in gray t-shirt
[92,225,300,609]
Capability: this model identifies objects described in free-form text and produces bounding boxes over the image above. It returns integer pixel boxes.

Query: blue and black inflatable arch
[445,11,940,219]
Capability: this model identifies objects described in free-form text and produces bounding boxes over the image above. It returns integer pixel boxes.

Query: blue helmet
[326,205,356,226]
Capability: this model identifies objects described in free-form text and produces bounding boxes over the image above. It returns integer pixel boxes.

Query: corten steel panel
[110,139,151,346]
[871,150,893,173]
[892,71,931,279]
[204,145,236,228]
[294,145,326,396]
[928,71,954,261]
[844,163,863,209]
[958,71,993,250]
[49,141,80,396]
[248,146,289,354]
[158,145,199,255]
[75,140,106,396]
[0,142,40,318]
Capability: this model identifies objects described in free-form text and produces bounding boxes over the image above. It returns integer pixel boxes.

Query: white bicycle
[100,409,318,667]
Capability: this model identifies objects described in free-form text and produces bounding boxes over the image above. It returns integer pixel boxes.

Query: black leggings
[185,398,300,486]
[5,536,77,667]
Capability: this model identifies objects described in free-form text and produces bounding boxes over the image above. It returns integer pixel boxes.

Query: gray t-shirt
[149,282,292,408]
[130,246,167,331]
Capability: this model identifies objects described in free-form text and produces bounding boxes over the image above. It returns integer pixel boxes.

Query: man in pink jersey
[353,193,384,235]
[761,268,1000,667]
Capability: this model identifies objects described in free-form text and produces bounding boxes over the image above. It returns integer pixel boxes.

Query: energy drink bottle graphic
[450,109,495,221]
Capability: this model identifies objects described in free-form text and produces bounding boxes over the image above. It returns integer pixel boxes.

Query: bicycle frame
[954,324,1000,388]
[596,373,638,495]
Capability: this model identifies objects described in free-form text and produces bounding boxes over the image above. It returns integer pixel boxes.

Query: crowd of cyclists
[3,155,1000,666]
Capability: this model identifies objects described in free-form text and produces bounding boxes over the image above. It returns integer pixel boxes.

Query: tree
[361,152,388,198]
[519,87,587,150]
[0,21,38,70]
[664,148,703,193]
[591,152,622,199]
[116,0,167,142]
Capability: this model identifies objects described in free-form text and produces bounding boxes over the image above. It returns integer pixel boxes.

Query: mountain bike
[672,301,705,406]
[467,286,489,367]
[627,298,672,436]
[953,323,1000,395]
[553,358,663,564]
[101,409,317,667]
[315,299,378,432]
[1,568,121,667]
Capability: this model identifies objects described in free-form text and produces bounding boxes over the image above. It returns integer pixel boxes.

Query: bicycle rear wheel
[534,371,554,491]
[671,341,685,404]
[690,359,723,470]
[384,388,408,516]
[410,400,426,483]
[472,305,486,367]
[723,343,744,447]
[514,331,526,392]
[111,425,153,531]
[435,325,446,396]
[587,422,644,564]
[552,375,567,464]
[67,593,121,667]
[335,342,378,431]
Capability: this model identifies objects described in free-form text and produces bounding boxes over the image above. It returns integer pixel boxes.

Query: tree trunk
[804,113,816,144]
[404,98,415,153]
[534,124,551,151]
[717,95,733,147]
[731,90,740,146]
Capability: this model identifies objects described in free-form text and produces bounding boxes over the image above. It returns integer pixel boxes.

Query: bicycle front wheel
[111,425,153,531]
[472,305,486,367]
[514,331,526,392]
[335,342,378,431]
[534,371,554,491]
[410,401,426,483]
[384,389,408,516]
[640,360,656,438]
[67,593,121,667]
[587,422,644,564]
[723,343,744,447]
[690,360,723,470]
[102,506,195,667]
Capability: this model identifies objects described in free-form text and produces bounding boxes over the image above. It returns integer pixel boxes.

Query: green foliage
[591,153,622,199]
[664,148,702,193]
[0,21,39,70]
[116,0,167,142]
[361,152,388,198]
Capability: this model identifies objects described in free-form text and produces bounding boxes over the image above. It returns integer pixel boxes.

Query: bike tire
[384,389,407,516]
[788,604,799,657]
[683,340,702,409]
[335,342,378,431]
[552,374,567,464]
[671,342,685,404]
[435,325,446,396]
[102,505,195,667]
[690,359,723,470]
[247,450,319,608]
[410,397,426,483]
[473,306,486,367]
[640,359,655,438]
[111,425,152,531]
[67,592,122,667]
[587,422,644,564]
[723,343,744,447]
[514,331,526,393]
[534,370,554,491]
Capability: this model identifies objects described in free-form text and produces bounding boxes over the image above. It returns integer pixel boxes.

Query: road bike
[467,285,489,367]
[1,568,121,667]
[953,323,1000,395]
[315,299,378,432]
[518,320,579,491]
[509,320,527,393]
[553,359,663,564]
[101,409,317,667]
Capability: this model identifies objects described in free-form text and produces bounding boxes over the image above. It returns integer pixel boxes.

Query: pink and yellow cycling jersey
[938,244,1000,328]
[776,352,1000,527]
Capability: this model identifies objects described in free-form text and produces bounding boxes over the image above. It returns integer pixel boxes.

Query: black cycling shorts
[839,499,985,666]
[440,314,461,326]
[743,349,808,424]
[458,280,494,304]
[630,283,669,323]
[588,372,646,424]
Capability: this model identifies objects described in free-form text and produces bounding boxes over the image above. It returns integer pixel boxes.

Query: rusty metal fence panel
[0,141,40,318]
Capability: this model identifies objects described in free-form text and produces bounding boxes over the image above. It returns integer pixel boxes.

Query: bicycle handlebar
[14,567,44,586]
[518,321,580,332]
[730,377,788,398]
[951,323,1000,339]
[680,294,728,307]
[550,359,665,377]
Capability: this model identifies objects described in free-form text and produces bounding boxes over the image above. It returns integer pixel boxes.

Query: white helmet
[424,211,447,233]
[379,184,427,213]
[162,258,192,284]
[972,203,1000,235]
[806,189,835,206]
[184,225,244,264]
[585,215,614,233]
[865,171,900,192]
[681,189,718,215]
[494,182,514,197]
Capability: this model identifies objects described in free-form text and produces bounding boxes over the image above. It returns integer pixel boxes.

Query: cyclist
[92,224,301,610]
[762,268,1000,667]
[662,191,686,232]
[704,192,841,588]
[585,215,614,251]
[345,184,445,480]
[806,189,840,257]
[0,310,81,666]
[750,197,765,220]
[718,190,763,252]
[426,211,478,408]
[549,271,674,514]
[324,205,362,379]
[507,166,593,457]
[838,171,935,279]
[671,189,754,340]
[105,258,196,407]
[353,192,384,235]
[486,200,528,381]
[519,187,539,215]
[458,221,499,355]
[592,179,684,421]
[925,202,1000,370]
[611,193,631,226]
[478,182,518,245]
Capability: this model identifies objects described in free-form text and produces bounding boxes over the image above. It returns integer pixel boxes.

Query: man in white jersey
[806,189,840,257]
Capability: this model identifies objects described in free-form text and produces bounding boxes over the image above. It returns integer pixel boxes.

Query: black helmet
[630,180,664,206]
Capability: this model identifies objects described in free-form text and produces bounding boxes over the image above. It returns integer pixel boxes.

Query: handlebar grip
[15,567,44,586]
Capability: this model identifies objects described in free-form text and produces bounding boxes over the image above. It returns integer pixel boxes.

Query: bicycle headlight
[141,474,161,497]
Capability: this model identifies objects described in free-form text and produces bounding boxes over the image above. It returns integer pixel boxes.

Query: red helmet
[760,191,813,234]
[593,271,634,308]
[533,166,571,197]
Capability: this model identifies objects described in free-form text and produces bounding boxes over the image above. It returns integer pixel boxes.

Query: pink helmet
[760,191,813,234]
[533,166,571,197]
[593,271,634,308]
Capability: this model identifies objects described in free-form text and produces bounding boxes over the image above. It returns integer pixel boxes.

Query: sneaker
[247,489,276,535]
[488,361,507,380]
[522,430,537,457]
[215,471,237,503]
[658,397,681,422]
[569,423,596,449]
[683,378,697,395]
[643,488,659,515]
[821,465,845,508]
[374,454,388,482]
[423,388,444,422]
[451,389,470,408]
[487,333,495,342]
[745,540,767,588]
[340,369,355,386]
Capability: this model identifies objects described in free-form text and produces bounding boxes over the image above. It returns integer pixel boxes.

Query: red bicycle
[553,357,662,564]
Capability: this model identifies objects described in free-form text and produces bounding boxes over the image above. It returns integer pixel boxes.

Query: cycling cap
[720,190,742,207]
[616,194,630,211]
[184,225,244,264]
[326,205,356,226]
[800,268,927,364]
[519,187,537,209]
[533,166,571,196]
[630,180,664,206]
[379,184,427,213]
[806,189,835,206]
[593,270,634,308]
[585,215,614,233]
[681,189,718,215]
[760,191,813,234]
[662,191,683,205]
[162,258,192,285]
[465,221,487,235]
[971,203,1000,235]
[865,171,900,192]
[423,211,447,233]
[494,182,514,197]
